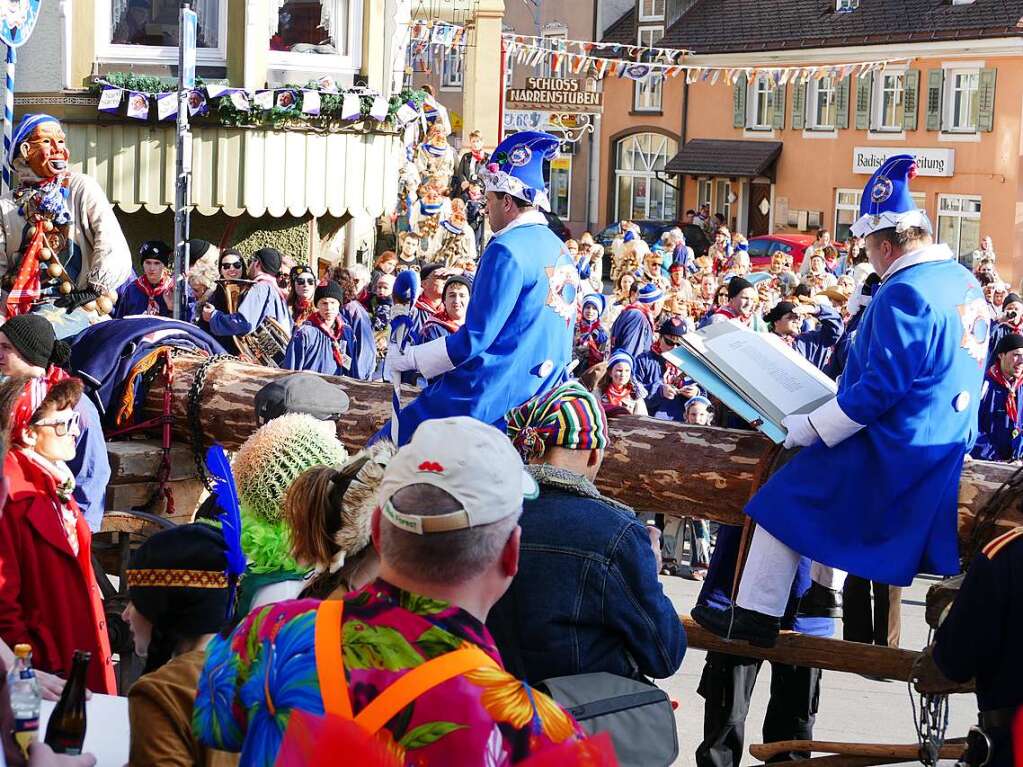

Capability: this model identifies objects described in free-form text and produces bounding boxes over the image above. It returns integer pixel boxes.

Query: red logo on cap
[418,461,445,473]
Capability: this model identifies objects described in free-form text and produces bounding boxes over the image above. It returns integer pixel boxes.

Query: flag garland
[408,18,908,86]
[90,73,426,132]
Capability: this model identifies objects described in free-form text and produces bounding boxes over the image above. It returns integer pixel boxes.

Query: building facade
[412,0,603,236]
[10,0,413,267]
[599,0,1023,280]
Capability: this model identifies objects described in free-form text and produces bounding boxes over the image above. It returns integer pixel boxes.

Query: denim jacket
[487,465,687,684]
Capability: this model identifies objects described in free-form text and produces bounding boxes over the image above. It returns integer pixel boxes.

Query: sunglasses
[661,336,684,348]
[33,411,80,437]
[294,277,316,286]
[221,260,243,269]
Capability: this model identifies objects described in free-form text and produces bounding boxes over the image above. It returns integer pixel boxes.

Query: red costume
[0,450,116,693]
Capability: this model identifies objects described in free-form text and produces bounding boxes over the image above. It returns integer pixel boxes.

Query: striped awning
[63,123,403,218]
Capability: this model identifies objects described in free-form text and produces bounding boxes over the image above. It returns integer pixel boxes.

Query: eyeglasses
[221,260,243,269]
[32,411,80,437]
[294,277,316,286]
[661,336,684,348]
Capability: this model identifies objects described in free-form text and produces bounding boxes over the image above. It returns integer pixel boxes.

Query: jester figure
[0,114,132,322]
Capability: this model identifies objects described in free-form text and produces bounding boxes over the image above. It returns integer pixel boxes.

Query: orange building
[598,0,1023,279]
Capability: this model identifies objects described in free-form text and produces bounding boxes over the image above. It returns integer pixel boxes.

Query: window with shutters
[634,26,663,112]
[747,74,774,130]
[944,69,979,132]
[937,195,982,258]
[808,76,836,130]
[716,179,732,227]
[872,71,905,131]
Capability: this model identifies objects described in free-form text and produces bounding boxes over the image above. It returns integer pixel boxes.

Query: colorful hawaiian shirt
[193,579,584,767]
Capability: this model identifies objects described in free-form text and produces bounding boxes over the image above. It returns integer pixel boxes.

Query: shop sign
[505,77,602,113]
[853,147,955,177]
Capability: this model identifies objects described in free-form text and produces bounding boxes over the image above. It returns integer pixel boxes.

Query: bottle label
[14,716,38,757]
[18,669,35,680]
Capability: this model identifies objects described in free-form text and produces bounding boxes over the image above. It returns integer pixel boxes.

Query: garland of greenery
[90,72,427,132]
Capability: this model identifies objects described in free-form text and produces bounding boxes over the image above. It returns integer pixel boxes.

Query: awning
[664,139,782,179]
[64,124,403,218]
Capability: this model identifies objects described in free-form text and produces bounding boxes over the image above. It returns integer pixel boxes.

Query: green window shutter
[977,68,997,132]
[902,70,920,131]
[925,69,944,131]
[792,81,806,129]
[772,83,786,129]
[854,75,872,130]
[733,74,748,128]
[835,75,851,129]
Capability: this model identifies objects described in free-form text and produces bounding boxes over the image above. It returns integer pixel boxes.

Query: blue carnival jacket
[746,246,986,585]
[487,468,686,684]
[971,369,1023,462]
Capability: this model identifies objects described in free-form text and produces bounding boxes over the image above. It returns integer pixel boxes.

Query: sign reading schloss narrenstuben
[853,147,955,177]
[505,78,602,112]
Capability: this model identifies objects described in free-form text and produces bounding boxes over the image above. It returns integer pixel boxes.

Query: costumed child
[596,349,648,417]
[434,198,477,266]
[573,293,610,374]
[368,273,395,333]
[282,280,361,378]
[115,240,175,318]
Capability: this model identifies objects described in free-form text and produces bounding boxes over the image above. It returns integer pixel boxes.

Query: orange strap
[314,600,499,734]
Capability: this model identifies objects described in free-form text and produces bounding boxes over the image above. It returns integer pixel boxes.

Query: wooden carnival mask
[20,121,69,179]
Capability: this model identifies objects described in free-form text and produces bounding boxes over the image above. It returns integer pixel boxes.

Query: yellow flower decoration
[465,665,577,744]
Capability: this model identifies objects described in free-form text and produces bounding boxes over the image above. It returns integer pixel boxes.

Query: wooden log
[141,354,1023,550]
[681,616,919,680]
[749,740,964,762]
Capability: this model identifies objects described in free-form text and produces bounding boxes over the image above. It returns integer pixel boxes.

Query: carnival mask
[21,122,69,179]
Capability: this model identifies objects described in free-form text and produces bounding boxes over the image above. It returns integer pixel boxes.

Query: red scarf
[989,364,1022,423]
[135,274,174,315]
[714,305,752,326]
[424,309,461,334]
[292,298,314,326]
[576,319,607,368]
[415,296,442,318]
[471,150,485,163]
[602,382,634,409]
[309,314,349,370]
[651,340,687,387]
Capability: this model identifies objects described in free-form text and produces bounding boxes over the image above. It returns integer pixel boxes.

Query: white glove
[782,413,820,449]
[386,344,417,374]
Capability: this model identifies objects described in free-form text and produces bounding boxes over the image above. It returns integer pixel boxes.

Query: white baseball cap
[378,416,539,535]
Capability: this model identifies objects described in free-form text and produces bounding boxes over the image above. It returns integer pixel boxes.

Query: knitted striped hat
[608,349,634,370]
[637,282,664,304]
[506,380,609,461]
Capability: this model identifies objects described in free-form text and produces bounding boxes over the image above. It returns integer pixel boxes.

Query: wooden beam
[140,354,1023,551]
[749,740,965,763]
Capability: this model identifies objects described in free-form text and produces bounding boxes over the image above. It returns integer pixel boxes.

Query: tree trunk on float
[142,354,1023,548]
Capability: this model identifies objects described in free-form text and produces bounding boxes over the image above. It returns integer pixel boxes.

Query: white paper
[156,93,178,120]
[98,88,122,111]
[395,102,418,124]
[253,90,273,110]
[205,84,228,98]
[369,96,389,121]
[40,693,128,767]
[341,93,361,120]
[301,90,321,115]
[703,323,836,416]
[229,90,251,111]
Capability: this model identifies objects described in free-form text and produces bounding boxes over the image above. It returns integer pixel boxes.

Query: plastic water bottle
[8,644,41,758]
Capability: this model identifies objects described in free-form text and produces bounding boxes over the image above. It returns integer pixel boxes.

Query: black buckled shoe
[691,604,781,648]
[796,582,843,618]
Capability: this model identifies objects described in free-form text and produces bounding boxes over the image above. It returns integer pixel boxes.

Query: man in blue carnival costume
[386,131,580,445]
[694,154,989,647]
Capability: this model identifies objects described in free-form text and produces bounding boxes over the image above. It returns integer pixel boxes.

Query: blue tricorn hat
[482,131,560,212]
[851,153,931,238]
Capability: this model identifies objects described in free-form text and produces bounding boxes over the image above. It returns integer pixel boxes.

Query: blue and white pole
[3,46,15,191]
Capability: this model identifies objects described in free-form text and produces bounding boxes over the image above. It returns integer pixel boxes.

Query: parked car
[594,220,676,249]
[543,210,572,242]
[747,234,816,271]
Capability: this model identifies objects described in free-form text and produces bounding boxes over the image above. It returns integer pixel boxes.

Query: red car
[746,234,816,271]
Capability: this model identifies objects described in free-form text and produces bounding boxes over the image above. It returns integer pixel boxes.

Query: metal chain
[909,628,950,766]
[187,353,237,491]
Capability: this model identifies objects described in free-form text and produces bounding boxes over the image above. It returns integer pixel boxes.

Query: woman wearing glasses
[287,264,318,327]
[0,375,117,694]
[196,249,248,354]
